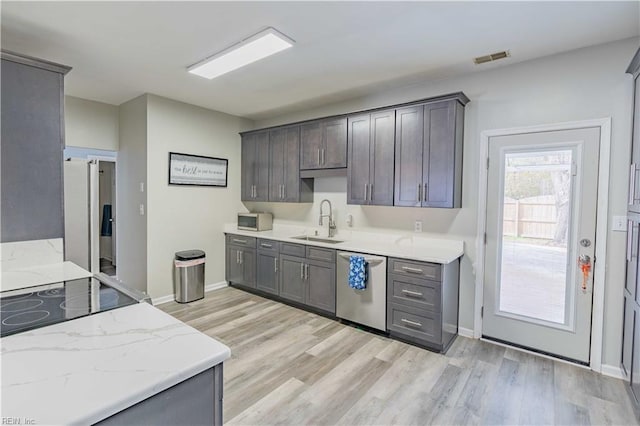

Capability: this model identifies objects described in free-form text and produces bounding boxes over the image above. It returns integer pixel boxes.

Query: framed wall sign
[168,152,228,187]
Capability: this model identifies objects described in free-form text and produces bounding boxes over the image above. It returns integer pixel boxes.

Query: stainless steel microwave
[237,212,273,231]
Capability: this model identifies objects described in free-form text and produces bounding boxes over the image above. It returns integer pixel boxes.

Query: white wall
[117,95,148,292]
[146,94,252,299]
[65,96,119,151]
[254,37,639,367]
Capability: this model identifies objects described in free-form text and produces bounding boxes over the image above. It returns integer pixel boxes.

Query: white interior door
[483,127,600,364]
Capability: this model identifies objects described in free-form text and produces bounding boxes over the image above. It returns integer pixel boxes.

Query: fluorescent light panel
[188,27,294,79]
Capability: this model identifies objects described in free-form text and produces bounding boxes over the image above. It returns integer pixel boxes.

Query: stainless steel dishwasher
[336,251,387,331]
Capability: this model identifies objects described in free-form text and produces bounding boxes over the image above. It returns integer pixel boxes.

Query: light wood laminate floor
[159,287,639,425]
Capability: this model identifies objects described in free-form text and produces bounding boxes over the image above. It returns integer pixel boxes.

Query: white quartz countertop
[1,302,231,425]
[1,261,93,292]
[224,224,464,264]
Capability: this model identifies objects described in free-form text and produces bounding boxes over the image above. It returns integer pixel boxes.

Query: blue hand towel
[348,255,367,290]
[101,204,112,237]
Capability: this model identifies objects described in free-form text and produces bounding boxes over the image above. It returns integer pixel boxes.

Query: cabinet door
[629,219,640,302]
[632,305,640,403]
[369,110,396,206]
[269,128,286,201]
[394,106,424,207]
[279,255,306,303]
[423,100,457,208]
[630,78,640,212]
[347,114,371,205]
[282,126,301,202]
[241,131,269,201]
[300,122,323,170]
[256,251,279,295]
[323,117,348,168]
[622,294,635,378]
[240,248,256,288]
[306,259,336,314]
[226,246,244,284]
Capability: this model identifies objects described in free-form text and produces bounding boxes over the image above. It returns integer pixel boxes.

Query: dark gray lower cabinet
[387,257,459,352]
[279,254,336,314]
[279,255,306,303]
[225,235,256,289]
[97,364,223,426]
[256,239,279,295]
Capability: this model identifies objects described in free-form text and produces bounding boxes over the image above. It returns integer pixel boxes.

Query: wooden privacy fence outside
[503,195,557,239]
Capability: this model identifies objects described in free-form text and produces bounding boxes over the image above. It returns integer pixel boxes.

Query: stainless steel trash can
[174,250,205,303]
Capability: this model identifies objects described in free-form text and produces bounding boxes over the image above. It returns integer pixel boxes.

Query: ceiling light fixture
[188,27,294,79]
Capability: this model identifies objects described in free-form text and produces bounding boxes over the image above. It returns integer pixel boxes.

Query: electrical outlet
[139,204,145,216]
[414,220,423,233]
[612,215,627,232]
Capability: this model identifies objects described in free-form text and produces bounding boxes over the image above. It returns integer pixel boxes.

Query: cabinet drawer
[257,239,279,253]
[388,258,441,281]
[387,303,441,344]
[226,234,256,248]
[388,273,441,313]
[306,246,335,263]
[280,242,306,257]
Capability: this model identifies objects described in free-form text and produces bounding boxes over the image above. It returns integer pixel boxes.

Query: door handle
[578,254,591,292]
[401,318,422,328]
[401,289,423,297]
[401,266,424,274]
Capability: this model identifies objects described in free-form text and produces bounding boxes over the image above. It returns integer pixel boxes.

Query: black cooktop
[0,278,138,337]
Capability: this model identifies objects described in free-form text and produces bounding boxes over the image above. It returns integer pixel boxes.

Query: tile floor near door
[160,287,638,425]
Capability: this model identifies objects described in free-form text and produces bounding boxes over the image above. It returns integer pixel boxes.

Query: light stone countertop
[224,224,464,264]
[1,261,93,292]
[1,302,231,425]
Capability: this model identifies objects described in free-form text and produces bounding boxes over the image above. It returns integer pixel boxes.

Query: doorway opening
[99,161,116,276]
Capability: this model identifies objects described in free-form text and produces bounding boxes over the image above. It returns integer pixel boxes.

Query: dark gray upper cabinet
[627,48,640,213]
[347,110,395,206]
[269,126,313,203]
[394,99,464,208]
[241,131,269,202]
[300,117,347,170]
[1,52,71,242]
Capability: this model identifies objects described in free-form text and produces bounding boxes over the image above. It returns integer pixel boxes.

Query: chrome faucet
[319,199,337,238]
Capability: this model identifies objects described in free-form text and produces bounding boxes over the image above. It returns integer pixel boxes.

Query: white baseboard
[458,327,475,338]
[601,364,626,380]
[151,281,228,306]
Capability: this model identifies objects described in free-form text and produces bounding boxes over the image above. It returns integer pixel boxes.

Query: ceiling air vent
[473,50,510,65]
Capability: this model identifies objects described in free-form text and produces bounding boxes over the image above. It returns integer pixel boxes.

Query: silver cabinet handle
[401,266,424,274]
[239,251,243,264]
[424,183,428,202]
[260,243,272,248]
[401,289,423,297]
[364,184,368,201]
[300,263,304,279]
[274,258,278,273]
[236,251,239,264]
[401,318,422,328]
[305,264,309,280]
[317,149,321,166]
[628,220,633,262]
[369,183,373,201]
[321,148,325,165]
[417,183,422,202]
[233,239,247,244]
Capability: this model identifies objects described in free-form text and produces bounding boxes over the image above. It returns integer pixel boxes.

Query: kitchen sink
[291,235,345,244]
